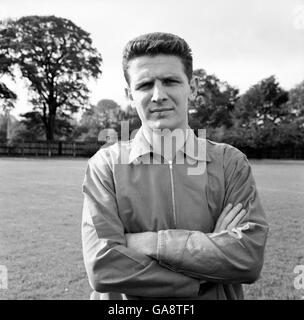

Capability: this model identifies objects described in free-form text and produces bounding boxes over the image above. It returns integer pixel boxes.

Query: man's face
[126,55,192,131]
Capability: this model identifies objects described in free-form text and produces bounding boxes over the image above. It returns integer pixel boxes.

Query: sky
[1,0,304,118]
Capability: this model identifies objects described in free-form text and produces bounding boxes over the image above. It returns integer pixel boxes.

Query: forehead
[127,55,187,83]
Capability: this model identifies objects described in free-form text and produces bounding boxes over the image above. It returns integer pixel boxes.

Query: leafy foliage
[0,53,16,110]
[287,80,304,121]
[231,76,297,149]
[235,76,289,127]
[76,99,141,142]
[77,99,122,141]
[189,69,239,133]
[0,15,102,140]
[0,83,16,102]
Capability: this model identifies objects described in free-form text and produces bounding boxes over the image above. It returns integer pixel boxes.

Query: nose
[151,82,168,103]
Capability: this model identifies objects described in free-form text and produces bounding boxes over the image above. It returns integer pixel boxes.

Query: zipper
[168,160,177,228]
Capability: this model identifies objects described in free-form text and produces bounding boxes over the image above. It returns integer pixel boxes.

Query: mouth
[150,107,174,113]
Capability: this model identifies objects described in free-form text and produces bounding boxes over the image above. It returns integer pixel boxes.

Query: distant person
[81,32,269,300]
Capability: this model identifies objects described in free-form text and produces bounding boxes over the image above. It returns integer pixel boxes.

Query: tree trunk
[46,113,56,157]
[46,109,56,142]
[6,110,11,141]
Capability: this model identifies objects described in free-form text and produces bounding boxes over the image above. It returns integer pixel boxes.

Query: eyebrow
[135,75,182,87]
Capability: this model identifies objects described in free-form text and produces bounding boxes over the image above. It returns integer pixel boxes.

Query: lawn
[0,158,303,300]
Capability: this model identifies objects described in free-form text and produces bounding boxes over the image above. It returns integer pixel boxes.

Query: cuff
[157,229,191,271]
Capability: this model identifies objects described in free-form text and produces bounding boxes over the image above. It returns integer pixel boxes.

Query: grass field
[0,158,303,300]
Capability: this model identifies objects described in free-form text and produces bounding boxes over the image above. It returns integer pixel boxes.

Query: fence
[238,146,304,160]
[0,140,304,159]
[0,141,103,157]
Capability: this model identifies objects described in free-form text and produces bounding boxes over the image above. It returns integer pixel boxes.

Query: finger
[227,209,247,230]
[214,203,233,229]
[220,203,243,230]
[125,233,134,245]
[214,203,233,232]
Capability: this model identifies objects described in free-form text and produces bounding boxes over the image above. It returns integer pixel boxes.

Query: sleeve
[81,152,200,297]
[156,146,269,284]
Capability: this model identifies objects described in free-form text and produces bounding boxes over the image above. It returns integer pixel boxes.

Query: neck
[142,125,189,161]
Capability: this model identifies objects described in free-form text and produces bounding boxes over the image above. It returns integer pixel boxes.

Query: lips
[150,107,174,113]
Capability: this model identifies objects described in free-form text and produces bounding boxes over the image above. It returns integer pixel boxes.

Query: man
[82,32,269,300]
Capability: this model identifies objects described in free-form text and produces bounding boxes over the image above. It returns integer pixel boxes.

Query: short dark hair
[122,32,193,85]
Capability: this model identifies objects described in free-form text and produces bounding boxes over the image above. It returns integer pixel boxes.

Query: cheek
[171,87,190,103]
[132,92,149,105]
[174,92,189,110]
[132,96,150,119]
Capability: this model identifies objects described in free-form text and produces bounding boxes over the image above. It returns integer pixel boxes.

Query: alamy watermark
[294,265,304,290]
[0,265,8,290]
[98,121,207,175]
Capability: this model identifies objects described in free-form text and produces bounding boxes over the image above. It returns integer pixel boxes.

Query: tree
[0,112,21,142]
[120,104,141,138]
[0,46,17,141]
[235,76,289,127]
[188,69,239,137]
[96,99,122,129]
[17,111,76,141]
[0,81,16,141]
[0,51,17,112]
[77,99,122,141]
[0,15,102,141]
[232,76,291,149]
[76,100,142,142]
[287,80,304,121]
[284,81,304,147]
[0,82,16,104]
[0,113,8,140]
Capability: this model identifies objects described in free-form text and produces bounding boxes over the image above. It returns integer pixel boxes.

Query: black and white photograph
[0,0,304,304]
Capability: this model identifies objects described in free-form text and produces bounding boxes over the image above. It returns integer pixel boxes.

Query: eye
[137,82,153,90]
[163,79,179,86]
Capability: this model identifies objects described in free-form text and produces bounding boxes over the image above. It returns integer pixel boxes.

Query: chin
[149,120,177,131]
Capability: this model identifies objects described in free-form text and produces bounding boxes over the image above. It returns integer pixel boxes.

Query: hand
[125,232,158,258]
[213,203,247,233]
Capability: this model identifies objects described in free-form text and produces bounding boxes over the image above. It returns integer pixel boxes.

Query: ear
[125,87,133,102]
[189,76,198,102]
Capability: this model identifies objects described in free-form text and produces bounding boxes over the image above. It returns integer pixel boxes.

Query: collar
[128,126,211,164]
[182,128,211,162]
